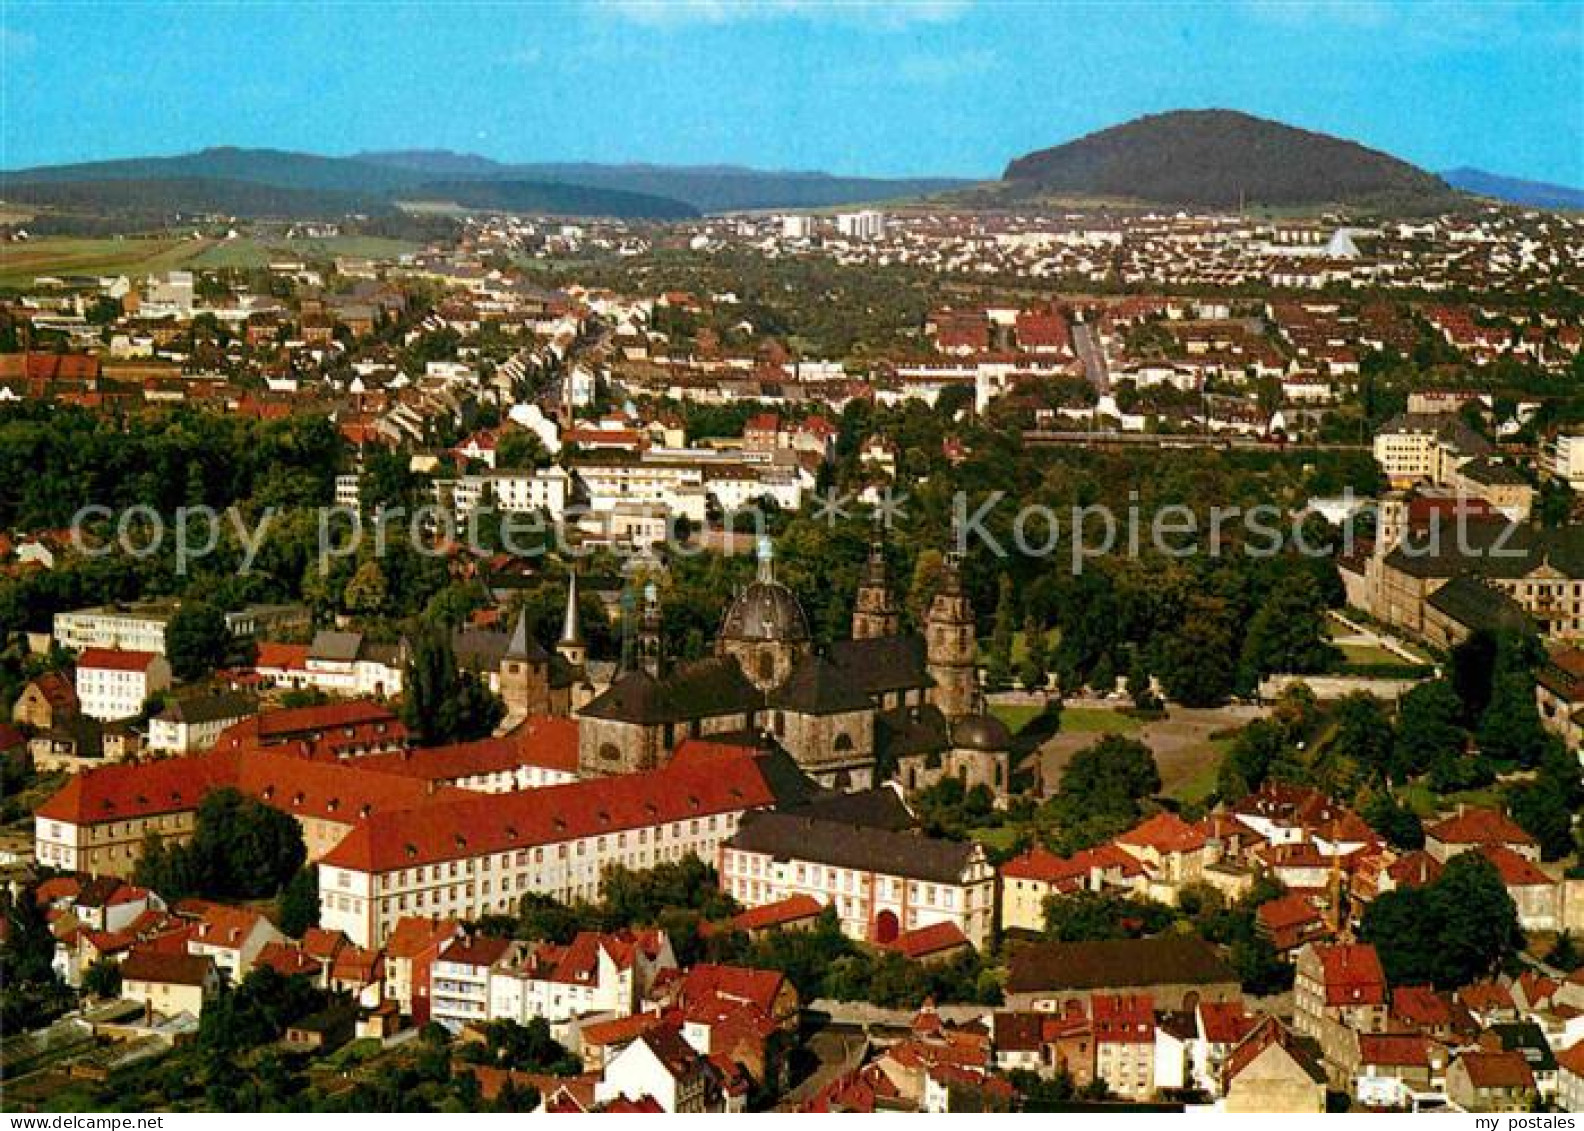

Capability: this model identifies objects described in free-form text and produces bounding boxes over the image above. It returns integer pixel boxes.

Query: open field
[0,236,208,287]
[0,235,419,288]
[1025,703,1265,802]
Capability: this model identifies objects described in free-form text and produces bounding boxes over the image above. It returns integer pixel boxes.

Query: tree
[1361,792,1424,850]
[1362,850,1522,989]
[165,600,232,681]
[1450,630,1501,726]
[494,430,549,470]
[1048,735,1161,851]
[1477,669,1548,768]
[279,866,321,937]
[401,626,504,745]
[1506,744,1583,860]
[986,577,1016,690]
[136,788,305,901]
[1320,693,1394,793]
[83,958,123,999]
[1155,595,1237,707]
[1042,891,1176,941]
[1391,680,1465,778]
[1019,616,1049,693]
[1238,573,1340,680]
[343,559,390,616]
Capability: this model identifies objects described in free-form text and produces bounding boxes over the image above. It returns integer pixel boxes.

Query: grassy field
[1399,781,1503,818]
[0,234,419,288]
[1057,707,1144,736]
[989,703,1045,735]
[0,236,207,287]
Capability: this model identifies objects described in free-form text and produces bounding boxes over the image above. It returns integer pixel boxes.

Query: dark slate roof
[719,581,811,644]
[1379,412,1492,458]
[826,634,932,696]
[156,692,257,726]
[1384,521,1584,581]
[1457,456,1529,488]
[1426,576,1534,635]
[875,705,951,760]
[578,657,761,725]
[769,654,874,714]
[1007,936,1236,994]
[726,809,976,884]
[787,787,918,832]
[311,630,364,663]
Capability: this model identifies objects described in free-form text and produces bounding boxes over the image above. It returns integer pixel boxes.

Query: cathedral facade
[573,537,1011,800]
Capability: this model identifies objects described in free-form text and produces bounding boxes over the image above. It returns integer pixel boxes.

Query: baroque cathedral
[570,537,1013,799]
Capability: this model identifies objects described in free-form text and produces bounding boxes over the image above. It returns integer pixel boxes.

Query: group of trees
[135,788,306,903]
[1361,851,1524,989]
[400,627,504,746]
[1044,736,1162,854]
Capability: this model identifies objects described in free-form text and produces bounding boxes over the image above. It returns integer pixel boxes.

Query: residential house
[431,934,513,1032]
[182,901,285,981]
[1445,1050,1537,1113]
[75,648,171,721]
[120,948,220,1018]
[1222,1017,1326,1114]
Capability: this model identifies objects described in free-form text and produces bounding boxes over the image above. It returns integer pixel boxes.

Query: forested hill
[1000,110,1457,210]
[2,146,969,219]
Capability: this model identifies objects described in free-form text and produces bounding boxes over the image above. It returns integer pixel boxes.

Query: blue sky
[3,1,1581,185]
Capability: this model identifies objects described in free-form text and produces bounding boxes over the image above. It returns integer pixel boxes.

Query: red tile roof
[1478,844,1552,887]
[1357,1033,1430,1068]
[320,750,777,874]
[121,947,214,987]
[1197,1000,1254,1045]
[675,963,789,1018]
[354,717,578,781]
[878,920,970,960]
[1312,943,1386,1007]
[727,894,824,933]
[78,647,161,673]
[1116,811,1207,855]
[1456,1049,1535,1091]
[384,916,464,960]
[1427,808,1536,850]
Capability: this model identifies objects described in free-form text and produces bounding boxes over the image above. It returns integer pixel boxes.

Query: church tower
[558,570,587,670]
[852,536,900,640]
[638,581,663,678]
[500,610,550,720]
[926,555,978,721]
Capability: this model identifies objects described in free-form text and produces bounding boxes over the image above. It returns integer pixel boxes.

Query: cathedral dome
[721,579,811,644]
[950,712,1012,752]
[719,537,811,646]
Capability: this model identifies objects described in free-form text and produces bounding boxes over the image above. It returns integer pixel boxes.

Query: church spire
[558,569,587,668]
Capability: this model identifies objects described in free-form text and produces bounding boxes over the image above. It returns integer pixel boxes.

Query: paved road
[1072,321,1110,396]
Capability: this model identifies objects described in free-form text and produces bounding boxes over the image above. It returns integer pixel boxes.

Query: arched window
[598,743,622,762]
[757,652,775,682]
[834,733,853,752]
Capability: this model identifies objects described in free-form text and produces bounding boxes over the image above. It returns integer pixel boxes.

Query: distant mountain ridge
[1,146,970,220]
[357,150,972,212]
[1001,109,1455,209]
[1441,167,1584,211]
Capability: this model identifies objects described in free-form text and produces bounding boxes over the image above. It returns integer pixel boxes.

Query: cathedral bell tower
[638,581,663,678]
[852,533,900,640]
[926,554,978,721]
